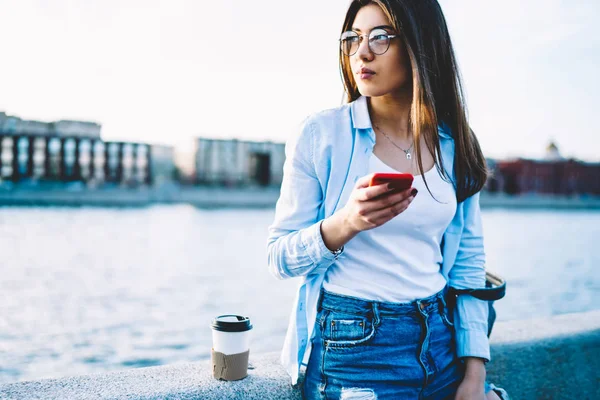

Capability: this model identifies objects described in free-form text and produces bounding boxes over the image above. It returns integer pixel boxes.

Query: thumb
[355,173,375,189]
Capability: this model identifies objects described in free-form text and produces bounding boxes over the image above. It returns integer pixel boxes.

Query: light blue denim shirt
[267,96,489,385]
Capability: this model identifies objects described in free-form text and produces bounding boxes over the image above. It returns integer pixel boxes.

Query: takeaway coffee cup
[210,315,253,381]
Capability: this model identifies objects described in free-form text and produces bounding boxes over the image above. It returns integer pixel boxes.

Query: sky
[0,0,598,161]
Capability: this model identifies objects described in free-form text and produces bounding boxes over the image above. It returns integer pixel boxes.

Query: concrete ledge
[0,353,298,400]
[1,310,599,400]
[486,310,600,399]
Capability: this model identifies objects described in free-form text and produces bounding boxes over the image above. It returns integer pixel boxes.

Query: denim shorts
[303,286,464,400]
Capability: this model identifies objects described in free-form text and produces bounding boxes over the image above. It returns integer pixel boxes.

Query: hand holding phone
[336,173,418,235]
[320,172,418,254]
[369,173,414,194]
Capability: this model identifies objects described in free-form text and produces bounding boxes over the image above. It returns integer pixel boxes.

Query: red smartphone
[369,173,414,192]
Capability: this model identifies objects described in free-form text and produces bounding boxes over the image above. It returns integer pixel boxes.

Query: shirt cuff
[455,327,491,362]
[300,220,344,266]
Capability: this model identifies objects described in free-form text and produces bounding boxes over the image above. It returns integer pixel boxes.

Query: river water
[0,206,598,384]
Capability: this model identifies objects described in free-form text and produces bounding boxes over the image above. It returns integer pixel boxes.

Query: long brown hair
[340,0,487,203]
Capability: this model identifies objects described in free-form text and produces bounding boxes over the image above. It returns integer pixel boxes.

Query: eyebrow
[351,25,395,32]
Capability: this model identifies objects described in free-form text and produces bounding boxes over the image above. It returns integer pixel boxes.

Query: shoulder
[285,103,351,158]
[290,103,353,149]
[303,102,353,133]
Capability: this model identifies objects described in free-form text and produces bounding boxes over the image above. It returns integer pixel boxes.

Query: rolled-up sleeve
[267,118,340,280]
[448,191,491,361]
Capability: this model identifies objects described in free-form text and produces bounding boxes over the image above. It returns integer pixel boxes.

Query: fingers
[354,173,376,189]
[355,174,414,201]
[358,182,394,201]
[367,191,416,224]
[352,174,419,230]
[368,187,416,212]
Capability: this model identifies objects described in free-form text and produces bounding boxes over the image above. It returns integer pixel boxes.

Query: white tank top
[322,153,457,303]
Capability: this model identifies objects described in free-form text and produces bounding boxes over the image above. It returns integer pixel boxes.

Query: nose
[355,35,374,61]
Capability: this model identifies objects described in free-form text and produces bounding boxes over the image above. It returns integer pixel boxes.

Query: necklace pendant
[406,152,412,160]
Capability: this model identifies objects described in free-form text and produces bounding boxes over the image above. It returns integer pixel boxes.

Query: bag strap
[447,270,507,301]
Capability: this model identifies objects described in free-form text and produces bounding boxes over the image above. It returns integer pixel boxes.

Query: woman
[267,1,507,399]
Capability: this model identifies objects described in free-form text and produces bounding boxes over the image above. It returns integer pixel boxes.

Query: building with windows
[485,143,600,196]
[193,138,285,187]
[0,111,158,187]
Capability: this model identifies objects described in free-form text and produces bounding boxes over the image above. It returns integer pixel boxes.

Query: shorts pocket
[321,310,374,346]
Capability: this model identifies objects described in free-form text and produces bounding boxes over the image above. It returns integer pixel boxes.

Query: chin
[356,84,394,98]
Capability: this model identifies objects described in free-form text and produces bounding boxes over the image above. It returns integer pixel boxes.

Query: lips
[358,67,375,80]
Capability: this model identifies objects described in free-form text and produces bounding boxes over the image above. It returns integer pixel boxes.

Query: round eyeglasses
[339,28,398,56]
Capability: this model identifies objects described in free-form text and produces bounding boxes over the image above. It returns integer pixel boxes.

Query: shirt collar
[350,95,453,141]
[350,96,372,130]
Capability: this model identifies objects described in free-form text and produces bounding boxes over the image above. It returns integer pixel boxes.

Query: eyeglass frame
[339,28,399,56]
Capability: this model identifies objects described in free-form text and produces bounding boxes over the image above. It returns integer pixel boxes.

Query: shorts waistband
[318,286,449,316]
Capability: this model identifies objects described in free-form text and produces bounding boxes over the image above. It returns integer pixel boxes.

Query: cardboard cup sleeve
[211,349,250,381]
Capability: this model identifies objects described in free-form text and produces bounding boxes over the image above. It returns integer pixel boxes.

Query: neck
[368,89,413,141]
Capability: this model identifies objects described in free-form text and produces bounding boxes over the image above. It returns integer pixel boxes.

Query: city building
[486,143,600,196]
[0,111,152,187]
[544,141,563,161]
[193,138,285,187]
[0,111,101,138]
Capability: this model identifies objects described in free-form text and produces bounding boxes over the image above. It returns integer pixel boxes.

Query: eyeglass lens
[340,28,392,56]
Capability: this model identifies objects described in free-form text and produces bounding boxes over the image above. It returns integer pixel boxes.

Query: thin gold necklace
[373,123,414,160]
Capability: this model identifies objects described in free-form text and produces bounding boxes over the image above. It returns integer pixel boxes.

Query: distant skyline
[0,0,598,161]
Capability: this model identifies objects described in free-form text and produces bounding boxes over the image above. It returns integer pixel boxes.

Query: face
[345,4,411,98]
